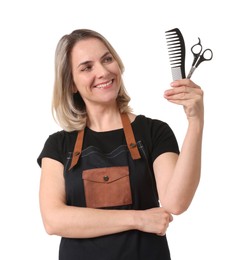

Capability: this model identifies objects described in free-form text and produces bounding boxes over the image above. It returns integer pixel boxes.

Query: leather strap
[68,113,141,170]
[120,113,141,160]
[68,129,84,170]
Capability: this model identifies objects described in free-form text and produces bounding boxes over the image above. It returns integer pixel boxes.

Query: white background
[1,0,250,259]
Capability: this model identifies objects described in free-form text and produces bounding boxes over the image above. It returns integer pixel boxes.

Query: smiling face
[71,37,122,110]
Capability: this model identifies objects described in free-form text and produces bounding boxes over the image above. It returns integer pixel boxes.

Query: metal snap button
[103,175,109,182]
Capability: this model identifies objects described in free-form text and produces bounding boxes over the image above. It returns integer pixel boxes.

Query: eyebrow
[77,51,111,68]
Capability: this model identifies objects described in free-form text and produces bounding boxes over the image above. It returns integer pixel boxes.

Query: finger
[171,79,201,89]
[164,86,187,97]
[166,92,195,101]
[164,87,194,99]
[164,86,202,100]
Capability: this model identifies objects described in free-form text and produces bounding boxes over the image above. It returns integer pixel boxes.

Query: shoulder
[133,115,179,161]
[45,130,77,147]
[131,114,176,143]
[37,130,78,167]
[132,114,172,132]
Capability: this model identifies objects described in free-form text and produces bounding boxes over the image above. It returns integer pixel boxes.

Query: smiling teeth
[96,80,112,89]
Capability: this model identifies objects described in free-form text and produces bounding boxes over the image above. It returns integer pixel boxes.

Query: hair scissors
[187,37,213,79]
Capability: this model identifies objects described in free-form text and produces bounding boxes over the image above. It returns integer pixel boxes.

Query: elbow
[41,212,62,236]
[43,219,58,236]
[161,199,191,215]
[169,204,189,215]
[40,204,68,236]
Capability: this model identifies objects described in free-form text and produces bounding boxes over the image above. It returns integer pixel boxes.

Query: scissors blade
[187,66,196,79]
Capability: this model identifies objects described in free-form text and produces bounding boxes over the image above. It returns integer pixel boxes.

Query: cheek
[114,66,122,84]
[73,73,95,90]
[115,73,122,91]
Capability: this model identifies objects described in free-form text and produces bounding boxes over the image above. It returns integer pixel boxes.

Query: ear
[72,84,78,93]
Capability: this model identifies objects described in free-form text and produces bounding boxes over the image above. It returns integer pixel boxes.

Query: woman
[37,29,204,260]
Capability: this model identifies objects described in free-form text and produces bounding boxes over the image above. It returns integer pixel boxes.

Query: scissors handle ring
[201,49,213,61]
[194,48,213,68]
[191,38,202,55]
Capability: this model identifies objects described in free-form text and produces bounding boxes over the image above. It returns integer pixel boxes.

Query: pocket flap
[82,166,129,184]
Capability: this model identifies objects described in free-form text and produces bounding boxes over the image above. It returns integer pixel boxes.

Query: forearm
[43,205,136,238]
[42,205,173,239]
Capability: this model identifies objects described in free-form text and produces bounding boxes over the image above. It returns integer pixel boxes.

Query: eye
[81,65,92,72]
[103,55,113,63]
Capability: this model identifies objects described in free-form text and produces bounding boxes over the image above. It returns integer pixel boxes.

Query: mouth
[95,80,113,89]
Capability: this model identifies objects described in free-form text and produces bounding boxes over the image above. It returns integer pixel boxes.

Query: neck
[86,105,122,132]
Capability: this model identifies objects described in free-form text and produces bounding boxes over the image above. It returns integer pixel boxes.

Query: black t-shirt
[37,115,179,260]
[38,115,179,167]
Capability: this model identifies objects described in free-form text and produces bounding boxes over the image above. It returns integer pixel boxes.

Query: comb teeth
[165,28,186,80]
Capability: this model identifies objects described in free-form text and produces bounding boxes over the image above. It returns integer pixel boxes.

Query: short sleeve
[150,119,180,162]
[37,131,65,167]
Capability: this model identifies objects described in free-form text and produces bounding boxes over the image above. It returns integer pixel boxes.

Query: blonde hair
[52,29,132,131]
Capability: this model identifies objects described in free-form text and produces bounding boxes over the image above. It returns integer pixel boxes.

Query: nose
[96,63,109,78]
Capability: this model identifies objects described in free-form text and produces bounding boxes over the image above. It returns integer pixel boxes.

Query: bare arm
[154,79,203,215]
[39,158,172,238]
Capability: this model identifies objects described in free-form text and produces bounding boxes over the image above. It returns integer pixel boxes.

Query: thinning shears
[187,37,213,79]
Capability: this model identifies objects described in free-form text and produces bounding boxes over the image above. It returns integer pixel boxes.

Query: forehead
[71,38,109,64]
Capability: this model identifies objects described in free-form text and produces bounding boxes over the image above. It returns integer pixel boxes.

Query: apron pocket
[82,166,132,208]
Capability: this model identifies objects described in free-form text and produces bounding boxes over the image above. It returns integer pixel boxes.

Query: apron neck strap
[120,113,141,160]
[68,113,141,171]
[68,128,84,170]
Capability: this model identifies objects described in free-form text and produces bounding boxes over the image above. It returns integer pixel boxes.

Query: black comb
[165,28,186,80]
